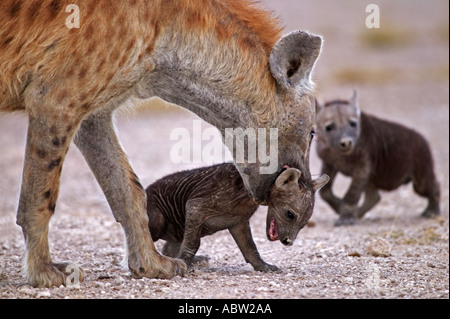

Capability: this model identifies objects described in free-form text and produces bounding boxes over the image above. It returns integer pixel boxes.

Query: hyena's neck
[134,1,282,131]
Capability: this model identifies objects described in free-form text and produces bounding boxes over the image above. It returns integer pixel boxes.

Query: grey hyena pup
[316,90,440,226]
[146,163,328,271]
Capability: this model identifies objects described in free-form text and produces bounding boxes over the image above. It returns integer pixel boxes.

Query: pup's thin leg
[357,184,380,218]
[229,222,279,272]
[162,242,181,257]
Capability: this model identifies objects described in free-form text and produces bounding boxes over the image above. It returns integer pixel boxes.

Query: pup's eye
[349,120,357,128]
[310,130,316,138]
[325,124,335,132]
[286,211,295,220]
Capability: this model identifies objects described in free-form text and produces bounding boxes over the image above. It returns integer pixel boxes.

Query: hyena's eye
[286,211,295,220]
[325,123,335,132]
[349,120,357,128]
[310,130,316,139]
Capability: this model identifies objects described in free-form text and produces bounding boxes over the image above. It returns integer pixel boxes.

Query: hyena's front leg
[319,164,342,213]
[74,110,186,279]
[229,222,279,272]
[357,184,380,218]
[163,241,210,265]
[16,115,82,287]
[337,168,370,226]
[162,241,181,257]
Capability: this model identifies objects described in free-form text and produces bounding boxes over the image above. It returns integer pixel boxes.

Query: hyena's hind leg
[412,146,441,218]
[74,110,186,279]
[16,114,83,287]
[413,177,441,218]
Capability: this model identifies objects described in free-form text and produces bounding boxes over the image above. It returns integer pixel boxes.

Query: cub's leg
[336,166,370,226]
[357,184,381,218]
[16,113,83,287]
[319,164,342,214]
[176,199,210,266]
[162,241,181,257]
[74,110,186,279]
[147,206,166,242]
[176,226,202,267]
[413,177,441,218]
[163,241,209,264]
[411,144,441,217]
[229,222,279,272]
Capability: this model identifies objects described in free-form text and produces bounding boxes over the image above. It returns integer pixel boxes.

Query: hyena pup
[316,90,440,226]
[146,163,329,271]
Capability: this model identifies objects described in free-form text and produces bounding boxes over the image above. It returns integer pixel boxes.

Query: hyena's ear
[350,89,361,118]
[275,168,301,190]
[269,31,322,91]
[315,98,322,115]
[312,174,330,192]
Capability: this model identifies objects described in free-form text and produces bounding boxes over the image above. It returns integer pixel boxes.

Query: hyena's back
[0,0,281,115]
[0,0,189,286]
[0,0,157,114]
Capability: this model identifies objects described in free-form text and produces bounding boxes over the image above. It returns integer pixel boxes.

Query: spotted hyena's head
[233,31,323,205]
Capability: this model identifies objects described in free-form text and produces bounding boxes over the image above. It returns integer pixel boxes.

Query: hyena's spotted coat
[1,0,323,287]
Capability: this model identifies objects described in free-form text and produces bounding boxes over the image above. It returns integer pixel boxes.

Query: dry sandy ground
[0,0,448,301]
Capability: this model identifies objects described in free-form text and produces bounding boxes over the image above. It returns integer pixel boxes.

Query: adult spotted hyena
[316,90,440,226]
[1,0,322,287]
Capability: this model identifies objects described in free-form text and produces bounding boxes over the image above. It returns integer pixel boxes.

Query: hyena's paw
[421,208,440,219]
[253,262,280,272]
[336,203,358,226]
[191,255,210,266]
[26,262,84,288]
[334,216,357,227]
[129,253,187,280]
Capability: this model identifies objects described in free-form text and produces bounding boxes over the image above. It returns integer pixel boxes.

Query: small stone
[18,286,35,296]
[348,251,361,257]
[307,220,316,227]
[36,290,51,298]
[366,237,392,257]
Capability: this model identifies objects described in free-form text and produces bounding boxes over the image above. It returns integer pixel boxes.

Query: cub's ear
[270,31,322,92]
[312,174,330,192]
[350,88,361,118]
[275,168,301,189]
[315,97,322,115]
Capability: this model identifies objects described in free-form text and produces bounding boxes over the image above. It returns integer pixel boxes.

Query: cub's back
[361,113,434,190]
[146,163,253,216]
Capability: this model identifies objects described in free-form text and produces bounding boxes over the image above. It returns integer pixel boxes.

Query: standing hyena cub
[146,163,329,271]
[316,90,440,226]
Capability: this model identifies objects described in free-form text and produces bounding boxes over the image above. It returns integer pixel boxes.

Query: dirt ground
[0,0,448,300]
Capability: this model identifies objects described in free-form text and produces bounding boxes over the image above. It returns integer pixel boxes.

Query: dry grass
[435,23,450,43]
[332,65,449,85]
[360,25,413,49]
[332,67,398,85]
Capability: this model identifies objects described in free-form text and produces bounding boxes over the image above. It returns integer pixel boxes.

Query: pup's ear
[312,174,330,192]
[275,168,301,190]
[350,88,361,118]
